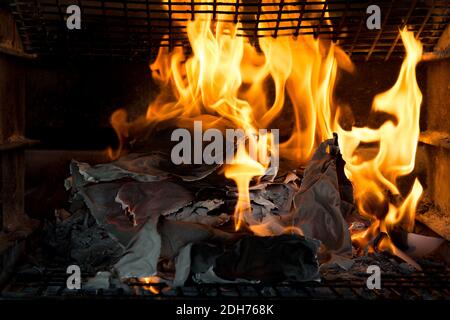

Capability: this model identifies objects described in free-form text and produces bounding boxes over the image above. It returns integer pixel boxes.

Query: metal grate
[2,266,450,300]
[7,0,450,61]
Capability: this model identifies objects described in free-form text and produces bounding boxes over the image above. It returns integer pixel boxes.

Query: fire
[139,276,161,294]
[110,0,339,166]
[108,0,425,262]
[337,30,424,264]
[225,142,266,231]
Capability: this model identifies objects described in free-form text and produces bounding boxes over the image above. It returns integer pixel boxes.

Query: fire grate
[2,266,450,300]
[7,0,450,61]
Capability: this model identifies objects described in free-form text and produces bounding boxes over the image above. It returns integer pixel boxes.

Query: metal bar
[315,0,328,38]
[9,1,352,9]
[422,48,450,61]
[273,0,285,38]
[10,1,450,12]
[8,0,450,60]
[0,139,39,152]
[145,0,153,58]
[24,0,446,10]
[419,130,450,149]
[16,17,448,31]
[415,0,436,40]
[13,6,373,18]
[384,0,418,61]
[234,0,240,24]
[333,0,350,43]
[366,0,394,61]
[11,4,450,20]
[168,0,173,50]
[0,45,36,59]
[294,2,306,38]
[348,0,372,57]
[14,9,450,23]
[253,0,262,46]
[328,286,343,299]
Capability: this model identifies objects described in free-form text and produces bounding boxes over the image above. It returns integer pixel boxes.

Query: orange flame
[224,142,266,231]
[110,0,339,166]
[337,29,424,264]
[108,0,425,263]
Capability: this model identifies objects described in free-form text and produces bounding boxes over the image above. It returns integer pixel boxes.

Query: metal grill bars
[8,0,450,60]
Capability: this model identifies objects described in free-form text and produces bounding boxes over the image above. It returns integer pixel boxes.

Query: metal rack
[8,0,450,61]
[2,266,450,300]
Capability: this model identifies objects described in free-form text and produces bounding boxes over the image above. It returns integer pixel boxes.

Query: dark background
[24,58,428,150]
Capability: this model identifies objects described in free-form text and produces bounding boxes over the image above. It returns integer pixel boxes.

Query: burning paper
[66,0,430,286]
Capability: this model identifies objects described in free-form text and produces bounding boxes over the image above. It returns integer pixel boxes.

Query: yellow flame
[110,0,339,164]
[337,29,424,256]
[224,142,266,231]
[108,0,425,261]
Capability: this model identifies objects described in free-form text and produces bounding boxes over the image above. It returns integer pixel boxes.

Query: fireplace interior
[0,0,450,301]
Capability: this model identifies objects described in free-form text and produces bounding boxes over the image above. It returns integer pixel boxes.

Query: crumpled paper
[68,135,353,286]
[292,138,353,261]
[192,234,320,283]
[68,151,221,190]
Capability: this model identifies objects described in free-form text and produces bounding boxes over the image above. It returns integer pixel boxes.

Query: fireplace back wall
[25,59,429,149]
[26,60,153,150]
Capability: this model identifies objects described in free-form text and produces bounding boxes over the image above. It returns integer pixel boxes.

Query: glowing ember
[139,276,161,294]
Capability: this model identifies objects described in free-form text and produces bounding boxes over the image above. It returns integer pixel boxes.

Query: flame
[110,0,338,165]
[109,0,425,263]
[108,0,342,231]
[337,29,424,264]
[224,141,266,231]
